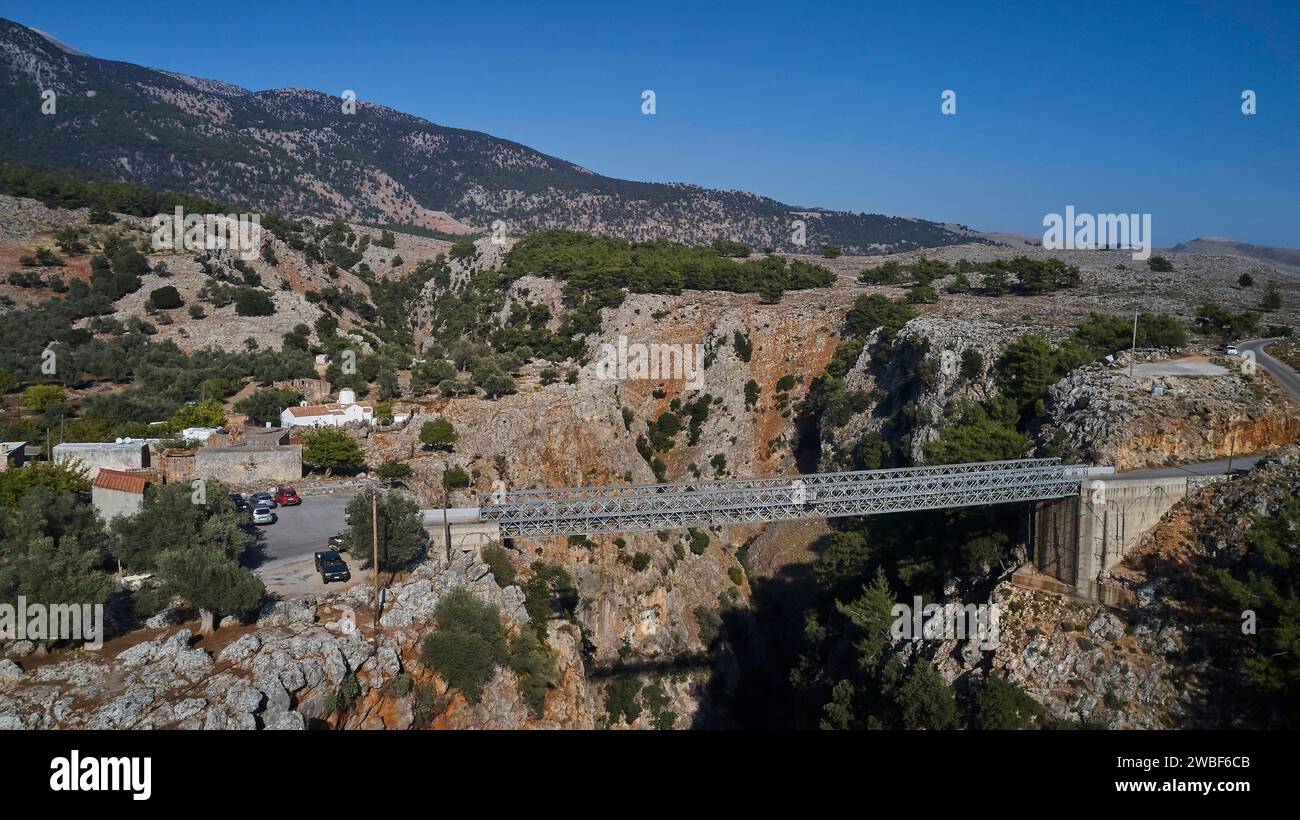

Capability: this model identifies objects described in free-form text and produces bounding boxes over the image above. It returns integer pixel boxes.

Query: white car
[1226,345,1239,356]
[251,505,276,525]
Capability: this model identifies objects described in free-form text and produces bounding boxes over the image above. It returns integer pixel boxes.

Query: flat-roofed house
[52,440,150,480]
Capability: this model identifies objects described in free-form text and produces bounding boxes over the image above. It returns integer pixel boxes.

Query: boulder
[4,640,36,658]
[262,710,306,730]
[217,634,262,666]
[144,608,181,629]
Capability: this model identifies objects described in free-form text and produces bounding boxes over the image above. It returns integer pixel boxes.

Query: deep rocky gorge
[3,192,1299,728]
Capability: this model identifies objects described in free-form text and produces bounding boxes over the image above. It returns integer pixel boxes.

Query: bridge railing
[480,459,1090,537]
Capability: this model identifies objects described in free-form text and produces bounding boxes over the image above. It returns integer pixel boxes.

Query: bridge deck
[479,458,1091,537]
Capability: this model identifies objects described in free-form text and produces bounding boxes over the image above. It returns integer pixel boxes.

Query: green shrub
[374,459,412,479]
[688,529,710,555]
[443,466,470,489]
[733,331,753,362]
[420,589,507,703]
[693,604,722,646]
[973,672,1046,729]
[234,288,275,316]
[380,674,412,699]
[148,285,182,309]
[521,563,579,638]
[481,543,517,587]
[508,629,556,718]
[604,676,643,725]
[419,417,458,450]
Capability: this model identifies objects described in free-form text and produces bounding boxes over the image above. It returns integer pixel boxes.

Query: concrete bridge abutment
[1029,474,1223,605]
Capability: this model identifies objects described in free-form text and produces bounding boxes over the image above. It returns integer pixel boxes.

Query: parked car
[314,550,351,583]
[252,491,277,508]
[328,532,350,552]
[251,505,276,525]
[229,493,248,512]
[273,485,301,506]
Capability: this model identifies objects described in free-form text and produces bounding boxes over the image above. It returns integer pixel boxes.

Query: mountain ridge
[1169,236,1300,277]
[0,17,987,255]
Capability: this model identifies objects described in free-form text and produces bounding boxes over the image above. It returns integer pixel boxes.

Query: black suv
[314,550,351,584]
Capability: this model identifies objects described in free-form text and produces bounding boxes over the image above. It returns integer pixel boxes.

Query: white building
[180,427,223,444]
[279,389,374,429]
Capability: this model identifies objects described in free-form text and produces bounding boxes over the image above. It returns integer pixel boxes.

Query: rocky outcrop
[0,551,593,730]
[991,449,1300,728]
[1041,351,1300,469]
[821,317,1063,467]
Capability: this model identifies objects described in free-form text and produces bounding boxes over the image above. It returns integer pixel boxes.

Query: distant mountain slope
[1169,237,1300,277]
[0,18,987,255]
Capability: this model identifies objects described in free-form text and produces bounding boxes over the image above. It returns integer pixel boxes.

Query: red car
[272,485,302,506]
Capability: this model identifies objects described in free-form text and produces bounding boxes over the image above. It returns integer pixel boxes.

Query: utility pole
[1226,429,1237,476]
[442,480,451,563]
[1129,309,1138,379]
[371,489,380,641]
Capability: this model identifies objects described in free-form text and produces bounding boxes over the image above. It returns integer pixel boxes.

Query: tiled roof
[92,469,150,494]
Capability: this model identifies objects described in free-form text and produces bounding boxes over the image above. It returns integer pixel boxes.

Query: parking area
[1130,357,1230,378]
[243,491,357,569]
[255,552,366,599]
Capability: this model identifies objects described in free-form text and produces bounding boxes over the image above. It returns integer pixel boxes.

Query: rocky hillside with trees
[0,18,979,255]
[1,162,1298,728]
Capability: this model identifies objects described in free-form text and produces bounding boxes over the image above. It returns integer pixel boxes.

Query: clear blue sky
[4,0,1298,246]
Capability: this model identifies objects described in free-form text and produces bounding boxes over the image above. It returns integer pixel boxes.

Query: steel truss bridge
[479,458,1091,538]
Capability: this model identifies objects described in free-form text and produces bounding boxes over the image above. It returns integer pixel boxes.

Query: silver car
[251,504,276,525]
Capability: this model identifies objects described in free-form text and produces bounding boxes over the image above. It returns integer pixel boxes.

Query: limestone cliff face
[1041,352,1300,470]
[819,317,1061,467]
[996,449,1300,728]
[887,450,1300,729]
[383,283,864,724]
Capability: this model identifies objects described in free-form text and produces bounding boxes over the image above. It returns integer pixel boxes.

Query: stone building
[52,440,150,480]
[1,441,27,470]
[194,430,302,488]
[273,378,331,404]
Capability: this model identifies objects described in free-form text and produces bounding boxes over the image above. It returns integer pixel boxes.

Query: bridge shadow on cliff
[585,652,714,679]
[689,555,820,729]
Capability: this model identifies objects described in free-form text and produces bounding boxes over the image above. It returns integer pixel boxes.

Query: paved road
[244,492,356,570]
[1119,455,1262,479]
[1241,338,1300,403]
